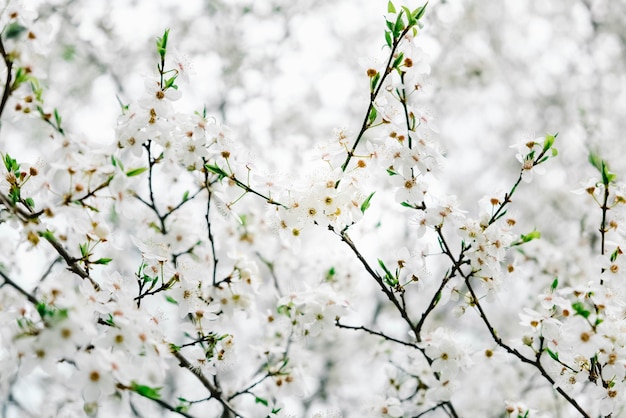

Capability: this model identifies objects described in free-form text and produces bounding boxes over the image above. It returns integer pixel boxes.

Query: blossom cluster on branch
[0,1,625,418]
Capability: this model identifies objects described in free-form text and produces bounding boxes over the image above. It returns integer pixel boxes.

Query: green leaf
[255,396,269,407]
[205,163,229,181]
[24,197,35,209]
[11,67,31,92]
[79,243,89,258]
[131,382,162,400]
[384,30,393,48]
[367,106,377,124]
[38,230,55,241]
[3,22,26,40]
[600,160,616,185]
[387,1,396,13]
[377,258,397,286]
[400,201,413,208]
[392,52,405,69]
[545,347,559,361]
[520,230,541,243]
[414,2,428,20]
[551,147,558,157]
[94,258,113,265]
[182,190,189,201]
[550,277,559,290]
[386,168,398,176]
[53,108,64,134]
[125,167,148,177]
[588,151,603,173]
[164,75,178,90]
[3,153,19,172]
[370,71,381,91]
[393,11,406,34]
[165,295,178,304]
[156,29,170,59]
[542,133,556,152]
[571,301,590,319]
[36,302,48,318]
[360,192,375,214]
[402,6,417,26]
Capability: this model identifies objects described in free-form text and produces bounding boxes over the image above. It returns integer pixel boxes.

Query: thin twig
[0,269,39,305]
[170,350,241,418]
[336,321,419,349]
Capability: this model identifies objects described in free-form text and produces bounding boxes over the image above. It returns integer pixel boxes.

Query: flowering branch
[171,350,241,417]
[339,6,425,175]
[333,226,460,418]
[39,230,99,290]
[0,38,13,120]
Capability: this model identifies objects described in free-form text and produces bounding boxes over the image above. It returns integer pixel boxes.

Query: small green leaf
[24,197,35,209]
[182,190,189,201]
[414,2,428,20]
[370,71,381,91]
[402,6,417,26]
[255,397,269,407]
[393,12,406,35]
[94,258,113,265]
[384,30,393,48]
[571,301,590,319]
[550,277,559,290]
[131,382,162,400]
[367,106,378,124]
[156,29,170,59]
[360,192,375,214]
[588,151,603,173]
[392,52,405,69]
[387,1,396,13]
[542,133,556,152]
[79,243,89,258]
[164,75,178,90]
[38,229,56,241]
[545,347,559,361]
[326,266,336,282]
[11,67,31,92]
[600,161,616,185]
[378,258,397,286]
[3,22,26,40]
[36,302,48,318]
[165,295,178,304]
[551,147,558,157]
[53,108,64,134]
[125,167,148,177]
[205,163,229,181]
[3,153,19,172]
[520,230,541,243]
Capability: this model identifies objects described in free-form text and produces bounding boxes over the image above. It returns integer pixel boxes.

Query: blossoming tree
[1,1,625,417]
